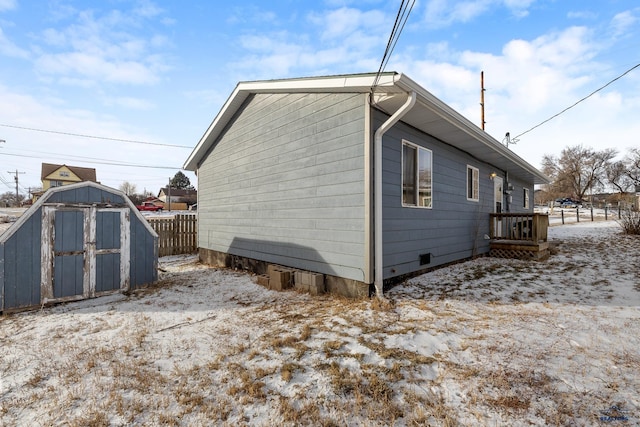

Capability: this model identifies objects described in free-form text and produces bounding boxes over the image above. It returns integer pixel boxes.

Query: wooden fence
[147,214,197,256]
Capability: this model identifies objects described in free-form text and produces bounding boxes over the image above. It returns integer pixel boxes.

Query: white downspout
[373,91,417,298]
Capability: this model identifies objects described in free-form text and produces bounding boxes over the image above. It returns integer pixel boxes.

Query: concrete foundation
[199,247,368,298]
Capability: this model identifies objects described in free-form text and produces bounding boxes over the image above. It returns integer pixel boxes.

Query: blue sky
[0,0,639,196]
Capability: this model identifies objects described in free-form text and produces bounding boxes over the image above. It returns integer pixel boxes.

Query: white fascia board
[238,73,398,93]
[183,84,249,171]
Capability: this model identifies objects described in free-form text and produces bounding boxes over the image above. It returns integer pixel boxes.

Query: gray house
[184,72,548,297]
[0,181,158,312]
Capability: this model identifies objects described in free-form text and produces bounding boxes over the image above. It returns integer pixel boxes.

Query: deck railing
[489,213,549,243]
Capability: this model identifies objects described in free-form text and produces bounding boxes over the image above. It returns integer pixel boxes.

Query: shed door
[52,210,86,299]
[493,177,504,237]
[41,206,130,303]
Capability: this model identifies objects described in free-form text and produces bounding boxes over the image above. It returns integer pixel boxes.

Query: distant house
[157,187,197,206]
[184,72,549,297]
[41,163,98,190]
[31,163,99,202]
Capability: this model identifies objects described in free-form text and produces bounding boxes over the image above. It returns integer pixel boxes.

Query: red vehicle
[136,202,163,212]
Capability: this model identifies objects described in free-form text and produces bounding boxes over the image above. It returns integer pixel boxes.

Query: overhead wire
[371,0,416,92]
[514,62,640,140]
[0,152,180,170]
[3,147,157,167]
[0,122,192,148]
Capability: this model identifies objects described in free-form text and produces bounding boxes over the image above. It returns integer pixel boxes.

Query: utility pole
[167,178,171,212]
[480,71,486,130]
[7,169,25,206]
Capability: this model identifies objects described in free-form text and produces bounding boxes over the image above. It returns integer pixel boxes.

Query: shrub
[617,208,640,235]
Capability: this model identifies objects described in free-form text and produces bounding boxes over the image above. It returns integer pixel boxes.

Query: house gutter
[373,90,416,298]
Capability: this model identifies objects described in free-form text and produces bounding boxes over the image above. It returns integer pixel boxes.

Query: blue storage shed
[0,181,158,312]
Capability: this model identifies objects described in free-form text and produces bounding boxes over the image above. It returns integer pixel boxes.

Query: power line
[4,147,154,167]
[0,123,192,148]
[371,0,416,91]
[514,62,640,140]
[0,152,180,170]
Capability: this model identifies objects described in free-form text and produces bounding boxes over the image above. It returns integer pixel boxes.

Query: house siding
[378,110,502,279]
[197,92,368,281]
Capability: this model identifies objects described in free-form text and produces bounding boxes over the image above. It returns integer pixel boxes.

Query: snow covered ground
[1,220,639,426]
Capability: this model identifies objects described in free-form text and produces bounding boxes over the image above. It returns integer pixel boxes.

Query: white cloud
[105,96,155,110]
[610,10,638,38]
[32,6,171,86]
[0,0,16,12]
[424,0,535,28]
[308,7,386,40]
[133,0,163,18]
[0,27,29,58]
[36,52,163,85]
[388,22,638,168]
[229,6,388,78]
[567,10,597,20]
[226,6,278,25]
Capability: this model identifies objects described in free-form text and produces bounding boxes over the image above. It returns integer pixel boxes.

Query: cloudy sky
[0,0,638,196]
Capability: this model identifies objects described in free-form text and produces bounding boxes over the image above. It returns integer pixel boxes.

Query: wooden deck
[489,213,550,260]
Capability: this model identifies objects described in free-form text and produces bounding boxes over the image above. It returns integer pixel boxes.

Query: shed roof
[184,72,549,185]
[0,181,157,244]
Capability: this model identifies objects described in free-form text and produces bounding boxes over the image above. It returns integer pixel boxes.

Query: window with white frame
[467,165,479,201]
[402,140,432,208]
[524,188,530,209]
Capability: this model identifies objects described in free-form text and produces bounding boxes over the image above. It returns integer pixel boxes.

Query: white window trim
[401,140,433,209]
[524,188,530,209]
[466,165,479,202]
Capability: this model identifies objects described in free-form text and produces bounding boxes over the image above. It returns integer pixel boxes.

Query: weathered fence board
[147,214,197,256]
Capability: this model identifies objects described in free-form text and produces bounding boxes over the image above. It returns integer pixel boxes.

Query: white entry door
[494,176,503,213]
[493,176,504,237]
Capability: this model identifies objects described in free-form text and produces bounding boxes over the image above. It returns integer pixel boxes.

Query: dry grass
[2,227,639,426]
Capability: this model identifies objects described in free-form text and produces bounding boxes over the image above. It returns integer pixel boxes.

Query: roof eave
[394,73,550,185]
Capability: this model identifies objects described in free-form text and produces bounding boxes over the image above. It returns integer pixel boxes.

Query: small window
[59,171,70,177]
[402,140,432,208]
[524,188,530,209]
[467,165,479,201]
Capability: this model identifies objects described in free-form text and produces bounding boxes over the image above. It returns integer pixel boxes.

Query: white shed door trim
[40,206,130,304]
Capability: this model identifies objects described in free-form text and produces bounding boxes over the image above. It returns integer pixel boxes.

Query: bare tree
[624,148,640,190]
[540,154,566,202]
[542,145,617,201]
[606,160,633,193]
[0,191,25,207]
[119,181,137,196]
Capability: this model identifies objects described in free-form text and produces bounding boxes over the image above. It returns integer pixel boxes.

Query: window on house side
[402,141,432,208]
[524,188,530,209]
[467,165,479,201]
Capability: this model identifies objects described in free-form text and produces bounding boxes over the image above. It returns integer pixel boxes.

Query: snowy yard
[1,220,639,426]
